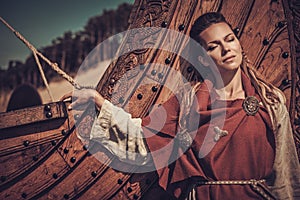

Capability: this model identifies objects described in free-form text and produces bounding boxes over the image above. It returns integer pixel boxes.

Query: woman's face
[199,22,243,75]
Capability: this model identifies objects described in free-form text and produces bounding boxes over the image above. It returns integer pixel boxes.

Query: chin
[218,64,240,72]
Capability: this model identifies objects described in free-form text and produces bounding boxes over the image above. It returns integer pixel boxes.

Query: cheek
[207,52,221,64]
[234,42,243,54]
[236,46,243,59]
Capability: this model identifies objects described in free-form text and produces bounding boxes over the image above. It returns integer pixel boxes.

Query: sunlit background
[0,0,134,112]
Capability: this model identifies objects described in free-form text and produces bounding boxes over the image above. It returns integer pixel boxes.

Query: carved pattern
[100,53,141,100]
[77,110,97,139]
[133,0,172,28]
[288,0,300,157]
[98,0,177,106]
[2,1,300,200]
[258,28,291,96]
[254,23,287,69]
[110,54,141,105]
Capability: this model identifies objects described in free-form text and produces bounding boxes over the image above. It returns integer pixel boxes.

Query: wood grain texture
[0,0,299,199]
[283,0,300,157]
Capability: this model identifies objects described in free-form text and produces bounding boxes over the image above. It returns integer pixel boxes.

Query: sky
[0,0,134,70]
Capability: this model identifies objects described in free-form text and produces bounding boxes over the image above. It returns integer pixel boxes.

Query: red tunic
[142,72,275,199]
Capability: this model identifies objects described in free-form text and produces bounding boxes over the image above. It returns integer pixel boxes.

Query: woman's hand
[60,88,105,111]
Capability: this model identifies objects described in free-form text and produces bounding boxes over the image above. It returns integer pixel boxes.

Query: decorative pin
[214,126,228,142]
[242,96,260,115]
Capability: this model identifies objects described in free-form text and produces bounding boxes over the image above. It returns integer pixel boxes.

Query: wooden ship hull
[1,0,299,199]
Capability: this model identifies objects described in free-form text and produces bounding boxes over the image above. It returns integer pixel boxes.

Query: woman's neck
[215,68,245,100]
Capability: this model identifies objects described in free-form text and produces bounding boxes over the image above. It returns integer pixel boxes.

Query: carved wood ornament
[0,0,299,199]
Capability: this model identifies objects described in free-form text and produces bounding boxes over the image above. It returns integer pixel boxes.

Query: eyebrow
[207,33,234,45]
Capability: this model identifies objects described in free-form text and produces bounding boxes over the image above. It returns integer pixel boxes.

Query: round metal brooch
[242,96,260,116]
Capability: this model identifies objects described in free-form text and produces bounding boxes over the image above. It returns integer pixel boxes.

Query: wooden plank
[0,150,70,200]
[0,101,68,130]
[0,0,299,199]
[0,102,73,192]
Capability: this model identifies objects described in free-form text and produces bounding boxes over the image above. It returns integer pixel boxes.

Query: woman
[62,12,300,199]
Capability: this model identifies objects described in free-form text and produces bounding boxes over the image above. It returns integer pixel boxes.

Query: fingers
[68,98,88,110]
[62,89,94,110]
[61,89,104,111]
[60,91,73,101]
[68,100,78,110]
[60,91,73,110]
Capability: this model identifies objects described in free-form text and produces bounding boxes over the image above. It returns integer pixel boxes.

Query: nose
[221,43,230,56]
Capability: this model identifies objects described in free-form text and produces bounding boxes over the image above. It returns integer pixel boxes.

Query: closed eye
[225,34,235,42]
[207,45,217,51]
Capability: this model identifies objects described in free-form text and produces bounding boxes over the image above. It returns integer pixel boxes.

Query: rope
[32,51,54,101]
[0,17,83,91]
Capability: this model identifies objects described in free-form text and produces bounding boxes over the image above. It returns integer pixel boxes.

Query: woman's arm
[60,88,105,110]
[61,89,151,166]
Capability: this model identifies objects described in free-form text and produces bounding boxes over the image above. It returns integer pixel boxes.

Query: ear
[198,55,210,67]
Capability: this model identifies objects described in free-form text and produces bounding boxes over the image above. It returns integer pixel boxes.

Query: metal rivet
[152,86,158,92]
[23,140,30,147]
[21,193,27,198]
[70,157,76,163]
[74,114,80,120]
[117,179,123,184]
[32,156,38,161]
[282,52,289,59]
[263,38,269,46]
[140,65,145,70]
[86,151,92,156]
[118,97,124,104]
[158,73,164,79]
[110,79,116,85]
[161,21,168,28]
[127,187,133,193]
[51,140,57,146]
[45,112,52,118]
[151,70,157,76]
[233,27,240,35]
[1,176,7,182]
[53,173,58,179]
[295,118,300,126]
[137,94,143,100]
[282,79,291,86]
[61,130,67,136]
[64,148,69,154]
[178,24,185,31]
[64,194,69,199]
[44,104,51,111]
[187,66,193,73]
[83,145,88,150]
[165,58,171,64]
[91,171,97,177]
[145,179,151,185]
[277,21,285,28]
[133,194,139,199]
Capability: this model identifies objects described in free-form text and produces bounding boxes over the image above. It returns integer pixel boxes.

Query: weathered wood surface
[0,0,299,199]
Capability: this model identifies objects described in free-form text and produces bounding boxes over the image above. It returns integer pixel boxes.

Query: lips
[222,55,236,63]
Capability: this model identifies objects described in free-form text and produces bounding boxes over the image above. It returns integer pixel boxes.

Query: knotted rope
[0,17,83,101]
